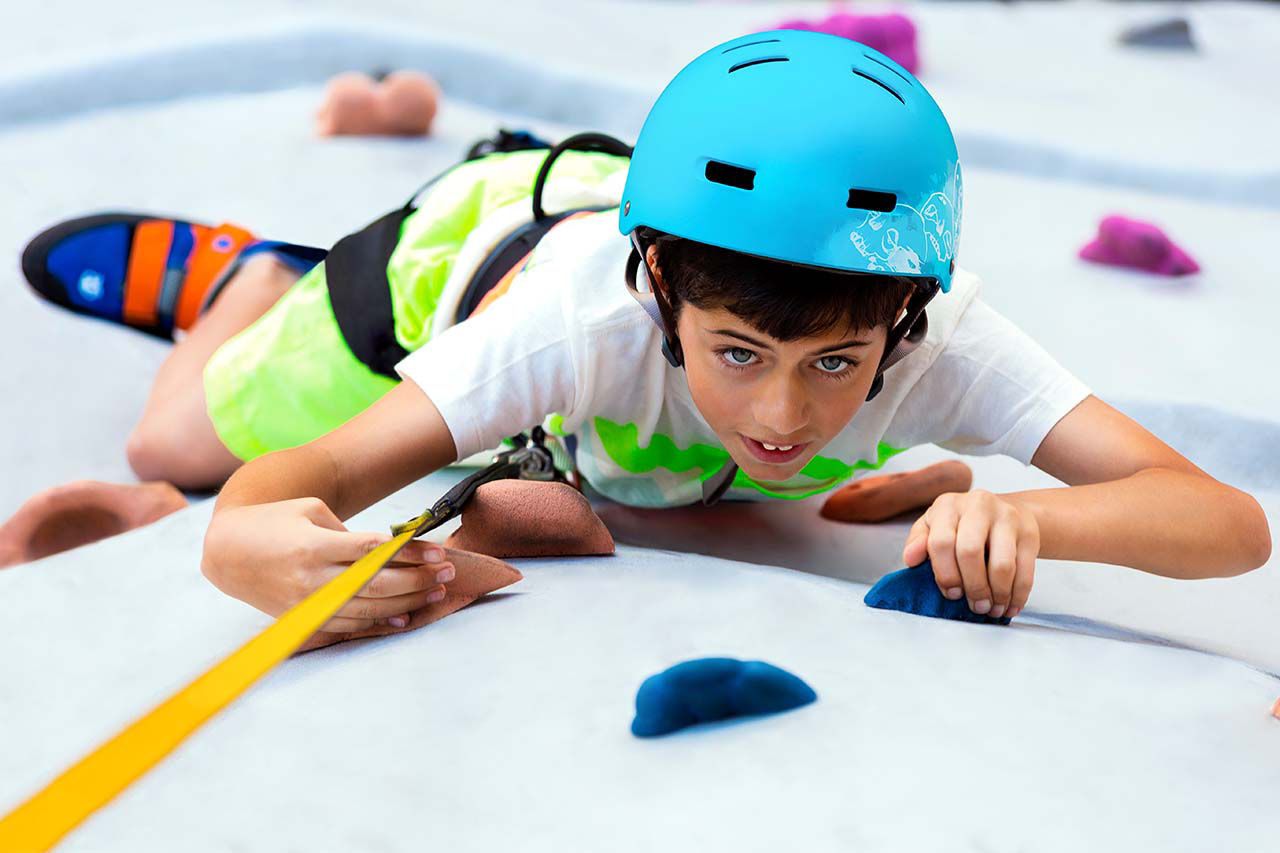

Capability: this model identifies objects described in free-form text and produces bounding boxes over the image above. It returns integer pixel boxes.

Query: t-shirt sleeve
[394,274,578,460]
[887,299,1091,464]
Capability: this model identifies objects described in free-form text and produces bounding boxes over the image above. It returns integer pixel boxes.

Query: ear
[894,291,913,327]
[644,243,669,300]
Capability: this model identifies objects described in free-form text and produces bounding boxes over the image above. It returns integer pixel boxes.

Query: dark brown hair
[640,228,916,341]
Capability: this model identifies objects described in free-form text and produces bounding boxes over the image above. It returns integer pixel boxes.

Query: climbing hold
[315,69,440,136]
[0,480,187,568]
[864,560,1012,625]
[1120,17,1195,50]
[631,658,817,737]
[773,11,919,74]
[821,460,972,524]
[1079,215,1200,277]
[444,480,615,559]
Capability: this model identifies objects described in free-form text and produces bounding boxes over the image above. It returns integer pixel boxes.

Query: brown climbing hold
[314,70,440,137]
[444,480,615,558]
[820,460,973,524]
[297,547,524,653]
[0,480,188,568]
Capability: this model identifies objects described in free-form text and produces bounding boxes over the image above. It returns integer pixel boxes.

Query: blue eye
[723,347,755,366]
[817,355,850,373]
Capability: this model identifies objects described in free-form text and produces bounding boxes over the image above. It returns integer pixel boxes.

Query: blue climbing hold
[864,559,1012,625]
[631,657,817,737]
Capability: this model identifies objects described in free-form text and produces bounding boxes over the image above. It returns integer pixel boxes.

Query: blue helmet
[618,29,962,292]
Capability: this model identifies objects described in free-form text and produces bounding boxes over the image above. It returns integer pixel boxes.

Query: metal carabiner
[389,427,563,537]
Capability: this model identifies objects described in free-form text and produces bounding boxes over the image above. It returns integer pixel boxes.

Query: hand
[201,497,455,648]
[901,489,1039,620]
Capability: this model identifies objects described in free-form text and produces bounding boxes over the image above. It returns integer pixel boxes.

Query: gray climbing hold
[1120,17,1195,50]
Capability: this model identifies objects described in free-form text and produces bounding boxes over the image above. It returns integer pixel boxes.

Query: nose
[750,370,810,439]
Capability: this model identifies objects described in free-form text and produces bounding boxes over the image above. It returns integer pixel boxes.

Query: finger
[1008,533,1038,618]
[953,505,994,615]
[985,514,1018,619]
[317,583,441,635]
[334,584,448,622]
[296,630,352,654]
[319,616,378,634]
[310,561,455,598]
[389,540,448,566]
[309,604,433,649]
[311,621,403,650]
[902,515,930,567]
[298,608,423,653]
[311,528,398,564]
[924,501,964,601]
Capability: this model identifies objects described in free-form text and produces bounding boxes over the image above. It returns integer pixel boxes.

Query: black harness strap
[324,207,414,378]
[453,205,615,324]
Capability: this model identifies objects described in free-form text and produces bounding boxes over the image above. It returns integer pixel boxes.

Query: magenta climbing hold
[773,11,919,74]
[1079,215,1200,277]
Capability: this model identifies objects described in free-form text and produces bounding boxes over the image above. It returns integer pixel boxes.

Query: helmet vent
[706,160,756,191]
[728,57,789,73]
[863,54,914,87]
[851,69,904,104]
[847,188,897,212]
[722,38,781,54]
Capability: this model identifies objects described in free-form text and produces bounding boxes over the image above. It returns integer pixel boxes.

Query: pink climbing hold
[1078,215,1200,277]
[773,10,919,74]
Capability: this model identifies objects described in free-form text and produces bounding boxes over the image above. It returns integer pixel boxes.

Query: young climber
[17,32,1270,651]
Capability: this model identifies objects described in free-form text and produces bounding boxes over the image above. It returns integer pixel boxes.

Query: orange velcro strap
[122,220,174,327]
[175,223,257,329]
[471,249,532,316]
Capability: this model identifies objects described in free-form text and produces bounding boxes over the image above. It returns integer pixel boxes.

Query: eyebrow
[709,328,873,355]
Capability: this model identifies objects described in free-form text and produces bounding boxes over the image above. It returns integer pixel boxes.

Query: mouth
[740,434,809,465]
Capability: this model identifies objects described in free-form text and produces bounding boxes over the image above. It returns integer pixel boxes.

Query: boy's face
[675,303,889,484]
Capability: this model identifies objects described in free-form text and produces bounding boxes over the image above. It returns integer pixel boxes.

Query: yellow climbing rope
[0,522,424,852]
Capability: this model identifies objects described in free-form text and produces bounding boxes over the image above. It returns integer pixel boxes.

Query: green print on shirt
[591,417,905,500]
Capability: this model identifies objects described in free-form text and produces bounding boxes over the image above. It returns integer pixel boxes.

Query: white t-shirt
[397,210,1089,508]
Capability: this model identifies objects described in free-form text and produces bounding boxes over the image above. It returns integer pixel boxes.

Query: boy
[18,32,1270,650]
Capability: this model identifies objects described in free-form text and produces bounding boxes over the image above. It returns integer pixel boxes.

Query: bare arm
[1010,395,1271,579]
[214,380,458,520]
[905,394,1272,620]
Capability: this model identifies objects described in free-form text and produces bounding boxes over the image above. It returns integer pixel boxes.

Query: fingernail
[944,587,963,600]
[1008,606,1021,619]
[427,589,446,603]
[388,615,408,628]
[435,566,455,583]
[426,547,446,564]
[990,604,1006,619]
[972,599,992,614]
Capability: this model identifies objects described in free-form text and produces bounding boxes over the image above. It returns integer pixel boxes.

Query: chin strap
[624,236,684,367]
[700,459,739,505]
[865,280,937,402]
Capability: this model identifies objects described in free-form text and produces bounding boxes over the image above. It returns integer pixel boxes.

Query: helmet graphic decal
[847,162,961,278]
[849,216,923,274]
